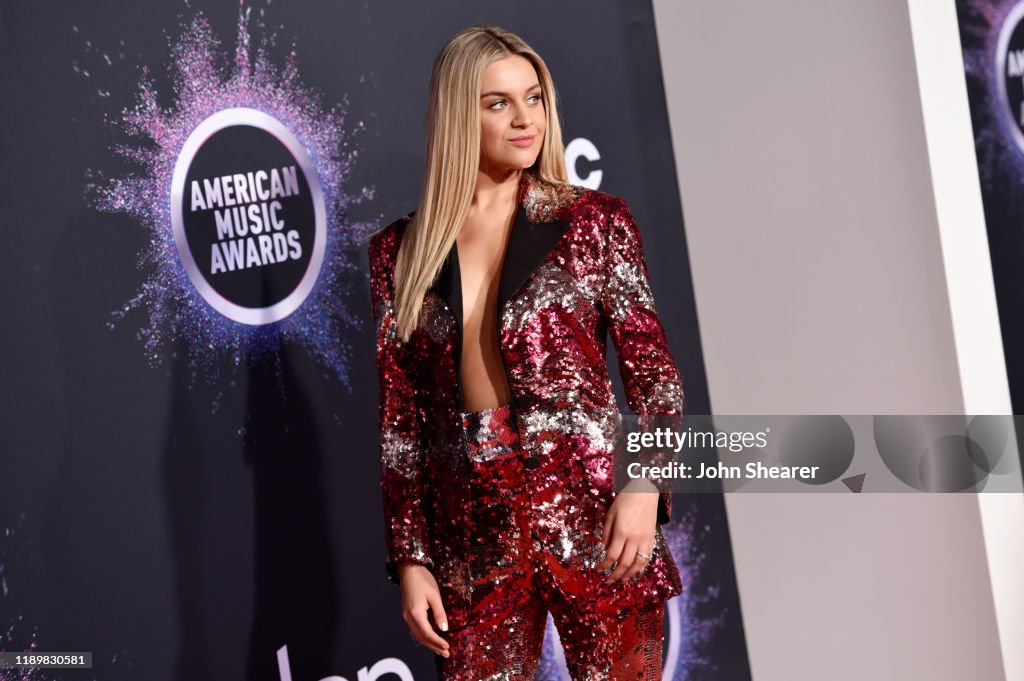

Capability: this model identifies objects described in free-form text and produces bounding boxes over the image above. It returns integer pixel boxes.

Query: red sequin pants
[435,401,665,681]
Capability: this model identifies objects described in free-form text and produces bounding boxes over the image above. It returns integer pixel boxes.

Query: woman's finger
[622,536,655,581]
[408,603,450,657]
[607,539,638,582]
[426,589,450,635]
[601,504,617,549]
[598,531,625,573]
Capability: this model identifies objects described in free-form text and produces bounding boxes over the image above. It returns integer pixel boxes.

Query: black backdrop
[959,0,1024,432]
[0,2,748,679]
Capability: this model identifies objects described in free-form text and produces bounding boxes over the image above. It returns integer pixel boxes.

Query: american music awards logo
[171,108,326,325]
[89,8,375,385]
[998,1,1024,152]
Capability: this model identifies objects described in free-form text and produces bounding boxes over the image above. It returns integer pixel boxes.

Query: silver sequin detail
[516,401,620,455]
[523,177,586,223]
[602,261,657,325]
[647,378,685,412]
[501,261,598,331]
[374,298,394,338]
[379,429,421,478]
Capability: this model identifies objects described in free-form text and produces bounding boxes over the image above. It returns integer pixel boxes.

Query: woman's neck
[471,166,522,213]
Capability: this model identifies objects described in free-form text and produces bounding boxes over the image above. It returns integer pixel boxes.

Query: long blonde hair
[392,25,568,342]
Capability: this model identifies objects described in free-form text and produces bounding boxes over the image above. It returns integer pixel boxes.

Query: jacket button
[523,456,541,469]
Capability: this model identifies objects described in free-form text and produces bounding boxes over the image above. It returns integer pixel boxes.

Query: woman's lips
[508,135,535,148]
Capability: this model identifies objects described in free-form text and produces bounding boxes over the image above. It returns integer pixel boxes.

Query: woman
[368,24,686,680]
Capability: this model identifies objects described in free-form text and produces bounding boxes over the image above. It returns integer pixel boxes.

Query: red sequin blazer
[368,170,686,628]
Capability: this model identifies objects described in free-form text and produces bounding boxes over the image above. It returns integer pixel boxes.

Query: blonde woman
[368,24,685,680]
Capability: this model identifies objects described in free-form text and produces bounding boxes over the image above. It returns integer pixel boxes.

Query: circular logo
[997,2,1024,153]
[170,108,326,325]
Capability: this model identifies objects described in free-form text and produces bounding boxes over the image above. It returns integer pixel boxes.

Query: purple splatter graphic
[659,509,726,680]
[1,514,49,681]
[85,5,376,389]
[534,508,724,680]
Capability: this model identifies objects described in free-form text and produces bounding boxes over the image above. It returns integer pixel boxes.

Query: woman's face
[478,54,546,175]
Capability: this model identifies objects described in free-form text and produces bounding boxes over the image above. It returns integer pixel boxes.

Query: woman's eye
[529,94,543,104]
[488,100,506,110]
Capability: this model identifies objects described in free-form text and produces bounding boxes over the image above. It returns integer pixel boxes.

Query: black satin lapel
[432,242,463,339]
[497,204,570,312]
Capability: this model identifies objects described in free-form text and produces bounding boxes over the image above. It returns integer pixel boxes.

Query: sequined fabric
[368,169,686,634]
[433,402,667,680]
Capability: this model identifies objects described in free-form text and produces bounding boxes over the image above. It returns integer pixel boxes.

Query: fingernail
[440,622,448,632]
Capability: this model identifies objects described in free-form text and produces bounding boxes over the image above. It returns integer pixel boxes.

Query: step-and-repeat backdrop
[0,2,749,679]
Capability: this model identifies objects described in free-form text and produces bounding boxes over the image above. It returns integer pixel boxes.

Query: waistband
[459,399,515,422]
[460,400,519,456]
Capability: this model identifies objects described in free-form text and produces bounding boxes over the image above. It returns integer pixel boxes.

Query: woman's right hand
[397,562,451,658]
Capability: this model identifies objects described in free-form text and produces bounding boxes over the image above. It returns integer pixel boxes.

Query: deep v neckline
[427,199,573,413]
[451,206,517,412]
[453,203,517,329]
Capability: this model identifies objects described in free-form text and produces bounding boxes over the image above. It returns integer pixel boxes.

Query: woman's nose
[513,106,533,127]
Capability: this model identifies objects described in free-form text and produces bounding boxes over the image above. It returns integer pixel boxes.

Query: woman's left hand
[596,478,660,583]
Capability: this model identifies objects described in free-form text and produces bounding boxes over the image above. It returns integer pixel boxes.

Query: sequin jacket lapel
[368,170,686,628]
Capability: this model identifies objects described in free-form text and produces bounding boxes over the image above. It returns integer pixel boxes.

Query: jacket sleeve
[600,197,686,525]
[369,230,433,585]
